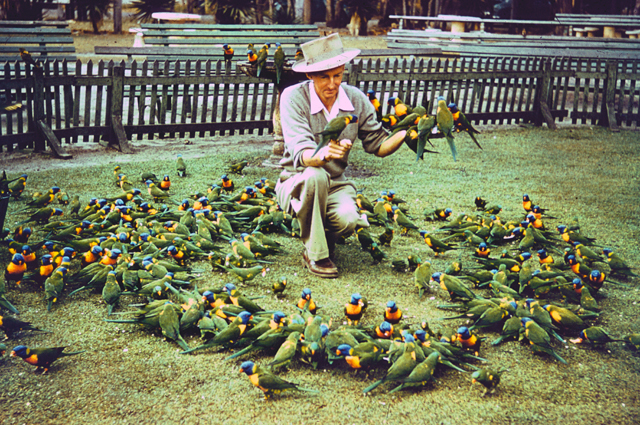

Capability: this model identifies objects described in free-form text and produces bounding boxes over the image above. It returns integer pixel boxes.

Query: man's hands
[303,139,352,167]
[321,139,352,161]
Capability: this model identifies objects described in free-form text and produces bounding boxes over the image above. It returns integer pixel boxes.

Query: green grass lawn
[0,125,639,424]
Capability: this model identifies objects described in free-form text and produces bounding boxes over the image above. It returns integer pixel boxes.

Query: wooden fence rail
[1,56,639,152]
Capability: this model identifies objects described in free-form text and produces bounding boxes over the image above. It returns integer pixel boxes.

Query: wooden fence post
[32,67,46,151]
[602,61,620,132]
[33,66,72,158]
[348,60,361,87]
[535,58,556,129]
[109,65,133,153]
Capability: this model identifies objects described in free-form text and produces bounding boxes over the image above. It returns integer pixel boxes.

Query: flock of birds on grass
[1,156,639,398]
[1,96,639,399]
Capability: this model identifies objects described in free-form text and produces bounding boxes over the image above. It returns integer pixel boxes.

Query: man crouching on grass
[275,34,406,278]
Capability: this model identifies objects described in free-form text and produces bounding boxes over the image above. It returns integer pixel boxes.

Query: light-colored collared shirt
[279,80,388,179]
[309,81,354,122]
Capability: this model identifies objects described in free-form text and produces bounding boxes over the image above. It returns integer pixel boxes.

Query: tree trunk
[90,9,100,33]
[381,0,388,17]
[326,0,333,26]
[286,0,293,20]
[255,0,265,24]
[557,0,572,14]
[378,0,391,26]
[335,0,345,26]
[303,0,312,23]
[359,15,368,35]
[426,0,434,16]
[114,0,122,33]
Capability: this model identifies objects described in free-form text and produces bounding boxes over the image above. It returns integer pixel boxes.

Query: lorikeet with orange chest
[240,360,319,399]
[11,345,84,374]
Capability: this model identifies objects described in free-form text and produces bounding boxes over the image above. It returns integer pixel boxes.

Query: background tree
[207,0,255,23]
[0,0,54,20]
[264,0,299,24]
[303,0,312,23]
[343,1,378,35]
[74,0,114,33]
[326,0,347,27]
[131,0,176,23]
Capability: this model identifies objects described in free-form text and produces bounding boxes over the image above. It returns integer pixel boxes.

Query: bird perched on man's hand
[312,114,358,158]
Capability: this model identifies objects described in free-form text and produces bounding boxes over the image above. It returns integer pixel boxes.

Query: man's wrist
[303,148,327,166]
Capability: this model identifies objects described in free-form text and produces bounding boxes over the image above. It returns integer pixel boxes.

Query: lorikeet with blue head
[11,345,84,374]
[448,102,482,150]
[571,326,626,346]
[222,43,234,64]
[521,317,567,364]
[239,360,318,399]
[344,293,367,325]
[312,114,358,158]
[366,89,382,122]
[471,367,506,396]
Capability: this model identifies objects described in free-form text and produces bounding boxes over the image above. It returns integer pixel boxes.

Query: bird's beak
[10,351,16,357]
[471,379,477,384]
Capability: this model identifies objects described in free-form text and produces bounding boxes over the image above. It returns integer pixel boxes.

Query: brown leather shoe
[302,250,338,278]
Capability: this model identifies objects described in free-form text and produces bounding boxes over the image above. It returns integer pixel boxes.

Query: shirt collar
[309,81,354,119]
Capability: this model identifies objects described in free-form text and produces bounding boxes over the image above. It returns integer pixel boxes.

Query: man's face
[307,65,345,107]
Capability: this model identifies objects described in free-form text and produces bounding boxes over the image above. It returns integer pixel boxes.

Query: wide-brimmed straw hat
[292,33,360,73]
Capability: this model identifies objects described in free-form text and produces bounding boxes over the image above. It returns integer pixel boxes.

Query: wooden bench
[627,29,640,39]
[133,23,319,61]
[555,14,640,38]
[572,26,599,37]
[0,21,75,63]
[93,46,444,67]
[391,14,640,38]
[94,45,301,63]
[0,20,70,28]
[386,28,640,60]
[151,12,202,23]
